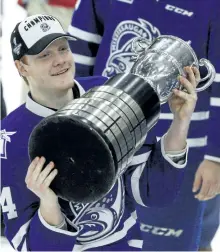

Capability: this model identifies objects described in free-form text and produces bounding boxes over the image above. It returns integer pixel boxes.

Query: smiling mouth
[52,68,69,76]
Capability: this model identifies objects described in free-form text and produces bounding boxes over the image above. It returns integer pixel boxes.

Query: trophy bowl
[131,35,216,103]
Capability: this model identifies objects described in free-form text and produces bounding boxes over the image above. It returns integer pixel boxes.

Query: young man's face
[24,38,75,92]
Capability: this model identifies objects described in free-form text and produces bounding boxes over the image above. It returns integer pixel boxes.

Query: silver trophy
[130,35,216,103]
[28,35,216,203]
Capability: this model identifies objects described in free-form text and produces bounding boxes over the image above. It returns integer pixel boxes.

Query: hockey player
[0,14,200,251]
[68,0,220,250]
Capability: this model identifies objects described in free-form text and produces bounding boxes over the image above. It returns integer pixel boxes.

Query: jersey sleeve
[68,0,106,77]
[124,135,187,208]
[205,3,220,163]
[0,123,79,251]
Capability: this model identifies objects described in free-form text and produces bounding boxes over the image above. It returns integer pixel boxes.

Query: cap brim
[27,33,77,55]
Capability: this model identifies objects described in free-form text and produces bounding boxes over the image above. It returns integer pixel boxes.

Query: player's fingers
[195,181,211,201]
[184,66,197,89]
[25,156,40,183]
[205,182,219,199]
[36,161,55,185]
[193,171,202,193]
[31,156,46,182]
[173,88,192,102]
[43,169,58,188]
[179,75,196,95]
[200,194,217,201]
[192,67,200,86]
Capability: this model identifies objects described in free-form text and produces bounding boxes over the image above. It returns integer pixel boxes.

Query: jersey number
[0,187,18,219]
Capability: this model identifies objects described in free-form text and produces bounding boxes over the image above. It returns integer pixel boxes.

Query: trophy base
[28,115,116,203]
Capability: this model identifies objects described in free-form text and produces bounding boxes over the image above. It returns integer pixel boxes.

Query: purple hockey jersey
[0,76,187,251]
[69,0,220,162]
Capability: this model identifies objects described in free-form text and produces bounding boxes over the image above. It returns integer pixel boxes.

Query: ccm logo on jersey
[165,4,194,17]
[140,223,183,237]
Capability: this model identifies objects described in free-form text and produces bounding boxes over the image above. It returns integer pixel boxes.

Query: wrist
[40,199,64,226]
[171,117,190,137]
[173,116,191,127]
[164,119,189,152]
[40,196,59,207]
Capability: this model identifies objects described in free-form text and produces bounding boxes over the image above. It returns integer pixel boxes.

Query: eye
[39,53,50,59]
[60,46,69,52]
[90,213,98,220]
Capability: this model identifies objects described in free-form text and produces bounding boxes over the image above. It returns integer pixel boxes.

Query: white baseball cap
[11,14,76,60]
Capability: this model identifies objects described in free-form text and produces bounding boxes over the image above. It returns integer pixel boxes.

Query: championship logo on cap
[40,23,51,32]
[10,14,77,61]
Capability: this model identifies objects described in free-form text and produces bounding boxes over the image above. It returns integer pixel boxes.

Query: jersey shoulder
[1,104,27,129]
[76,75,108,91]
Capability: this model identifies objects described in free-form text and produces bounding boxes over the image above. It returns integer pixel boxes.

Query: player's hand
[193,159,220,201]
[164,67,200,152]
[169,66,200,122]
[25,156,58,204]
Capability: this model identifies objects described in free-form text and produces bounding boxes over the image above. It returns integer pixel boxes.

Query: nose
[53,52,65,67]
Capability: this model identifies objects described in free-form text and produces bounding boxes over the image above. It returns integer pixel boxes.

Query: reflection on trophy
[28,35,216,203]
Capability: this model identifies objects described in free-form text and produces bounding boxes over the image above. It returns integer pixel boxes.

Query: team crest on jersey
[102,19,161,77]
[69,177,124,245]
[0,130,16,159]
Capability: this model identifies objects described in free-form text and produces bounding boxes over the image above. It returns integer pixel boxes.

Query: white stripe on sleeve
[159,111,209,120]
[214,73,220,82]
[204,155,220,163]
[131,163,148,207]
[73,53,96,66]
[210,97,220,107]
[68,26,102,44]
[128,239,143,249]
[11,220,31,249]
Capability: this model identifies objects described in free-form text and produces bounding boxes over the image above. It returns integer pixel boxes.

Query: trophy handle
[195,58,216,92]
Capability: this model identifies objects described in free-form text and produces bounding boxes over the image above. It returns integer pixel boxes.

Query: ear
[14,60,29,77]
